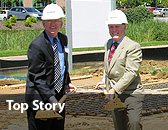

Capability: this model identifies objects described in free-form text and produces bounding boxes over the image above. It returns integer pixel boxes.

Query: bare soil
[1,60,168,87]
[0,60,168,130]
[0,21,44,30]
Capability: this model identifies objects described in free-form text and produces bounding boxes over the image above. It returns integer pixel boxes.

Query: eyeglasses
[46,20,62,24]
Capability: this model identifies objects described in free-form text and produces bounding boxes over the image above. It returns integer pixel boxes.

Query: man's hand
[95,82,106,89]
[105,88,116,101]
[68,83,77,93]
[50,98,61,112]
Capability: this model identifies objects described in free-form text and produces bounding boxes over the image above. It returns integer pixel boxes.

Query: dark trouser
[27,88,66,130]
[27,108,65,130]
[112,94,144,130]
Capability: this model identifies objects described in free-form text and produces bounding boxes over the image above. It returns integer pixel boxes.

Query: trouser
[112,94,144,130]
[27,108,65,130]
[26,88,66,130]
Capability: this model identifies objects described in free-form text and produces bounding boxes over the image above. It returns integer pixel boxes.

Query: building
[23,0,33,7]
[23,0,65,8]
[0,0,65,10]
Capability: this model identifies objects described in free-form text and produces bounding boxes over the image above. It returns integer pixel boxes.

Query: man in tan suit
[96,9,144,130]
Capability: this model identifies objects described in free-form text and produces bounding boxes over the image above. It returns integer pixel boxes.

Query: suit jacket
[25,31,71,108]
[104,36,143,95]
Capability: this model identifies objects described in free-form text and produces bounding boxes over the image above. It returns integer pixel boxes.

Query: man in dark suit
[25,3,76,130]
[96,10,144,130]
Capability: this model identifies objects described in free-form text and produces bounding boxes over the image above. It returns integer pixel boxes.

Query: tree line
[117,0,167,8]
[1,0,168,10]
[0,0,55,9]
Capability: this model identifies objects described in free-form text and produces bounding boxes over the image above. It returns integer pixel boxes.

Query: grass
[0,50,27,57]
[7,73,27,77]
[0,29,43,50]
[1,41,168,57]
[72,47,104,52]
[0,19,168,57]
[140,41,168,47]
[126,19,168,43]
[161,68,168,72]
[72,68,89,73]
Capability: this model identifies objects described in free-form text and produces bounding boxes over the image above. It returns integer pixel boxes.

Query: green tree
[117,0,158,7]
[1,0,22,9]
[122,6,154,23]
[34,0,42,3]
[10,0,19,6]
[117,0,129,7]
[34,0,53,6]
[2,0,12,9]
[158,0,168,7]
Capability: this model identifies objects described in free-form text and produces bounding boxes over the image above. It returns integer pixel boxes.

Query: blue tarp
[0,76,27,80]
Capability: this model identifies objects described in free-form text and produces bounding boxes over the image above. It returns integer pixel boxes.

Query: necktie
[108,42,118,64]
[53,38,62,93]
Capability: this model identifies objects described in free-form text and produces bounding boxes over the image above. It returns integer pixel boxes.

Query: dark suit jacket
[25,31,71,108]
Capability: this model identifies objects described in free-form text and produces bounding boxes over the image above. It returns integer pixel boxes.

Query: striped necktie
[53,38,62,93]
[108,42,118,64]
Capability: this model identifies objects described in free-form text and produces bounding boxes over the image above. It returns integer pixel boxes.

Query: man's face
[108,24,126,42]
[42,19,63,37]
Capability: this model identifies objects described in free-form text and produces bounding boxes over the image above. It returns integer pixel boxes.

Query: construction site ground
[1,60,168,130]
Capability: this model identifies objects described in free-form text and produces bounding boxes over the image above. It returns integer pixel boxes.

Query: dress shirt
[46,32,65,82]
[112,34,125,46]
[46,32,66,102]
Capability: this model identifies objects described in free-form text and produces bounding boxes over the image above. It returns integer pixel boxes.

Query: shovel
[97,87,127,110]
[35,90,75,119]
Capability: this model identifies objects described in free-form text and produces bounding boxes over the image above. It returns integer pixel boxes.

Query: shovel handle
[58,90,75,104]
[98,87,108,94]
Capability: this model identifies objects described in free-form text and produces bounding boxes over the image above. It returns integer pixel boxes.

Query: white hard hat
[106,9,128,25]
[42,3,65,20]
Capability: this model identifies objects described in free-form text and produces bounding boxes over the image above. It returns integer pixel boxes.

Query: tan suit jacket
[104,36,144,95]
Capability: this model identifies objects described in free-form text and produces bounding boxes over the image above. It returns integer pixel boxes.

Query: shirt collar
[113,34,125,44]
[45,31,59,46]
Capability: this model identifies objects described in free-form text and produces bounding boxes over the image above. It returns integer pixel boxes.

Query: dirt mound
[157,72,168,79]
[0,78,25,86]
[140,60,168,80]
[141,60,168,68]
[1,60,168,87]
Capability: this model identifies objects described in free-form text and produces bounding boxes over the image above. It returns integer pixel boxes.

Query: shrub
[24,16,37,27]
[24,20,33,27]
[151,70,158,75]
[5,19,12,29]
[11,22,15,26]
[5,15,16,29]
[28,16,37,23]
[10,15,17,23]
[122,6,154,23]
